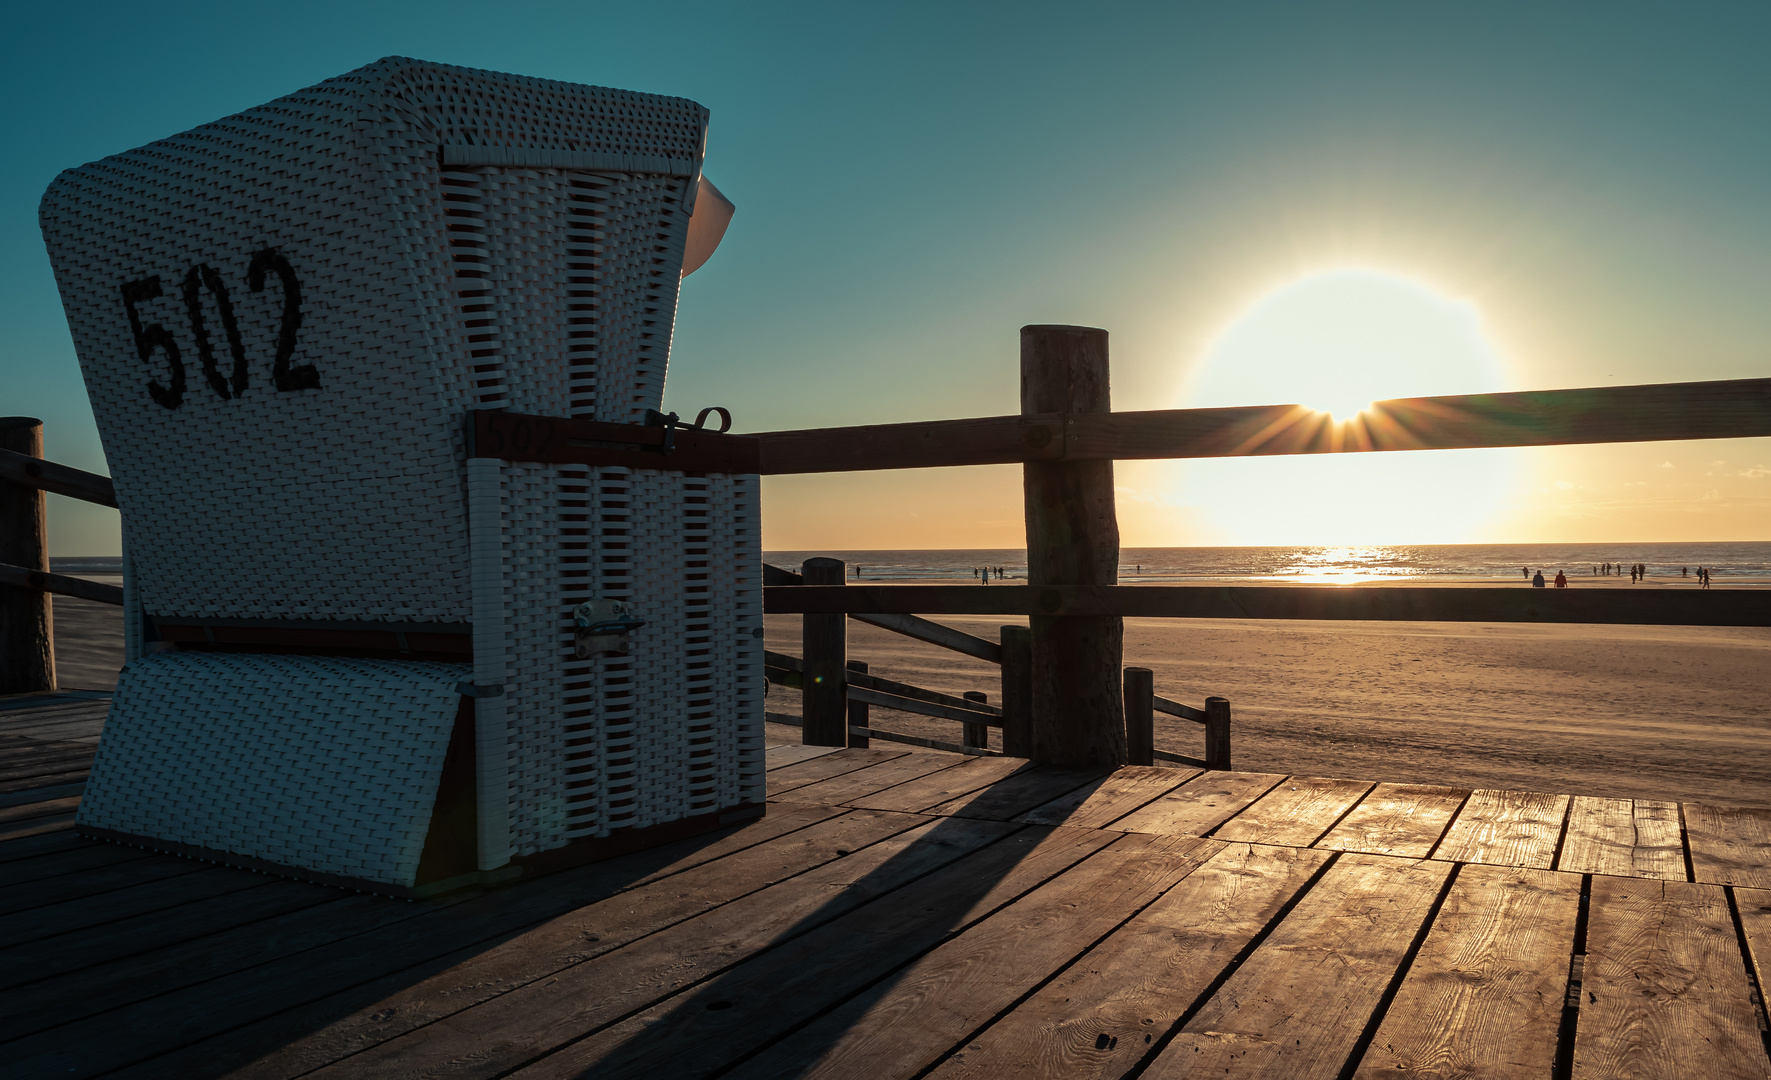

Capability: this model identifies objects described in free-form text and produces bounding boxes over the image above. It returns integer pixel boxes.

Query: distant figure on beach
[1554,570,1567,588]
[1630,565,1638,583]
[1532,570,1545,588]
[1522,567,1530,579]
[1683,566,1689,577]
[1703,567,1713,589]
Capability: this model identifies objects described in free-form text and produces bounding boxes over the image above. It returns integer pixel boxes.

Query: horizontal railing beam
[765,583,1771,627]
[0,562,124,605]
[0,449,117,507]
[750,377,1771,473]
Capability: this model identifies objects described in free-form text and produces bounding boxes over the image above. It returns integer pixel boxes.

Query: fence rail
[766,561,1231,767]
[764,583,1771,626]
[751,376,1771,474]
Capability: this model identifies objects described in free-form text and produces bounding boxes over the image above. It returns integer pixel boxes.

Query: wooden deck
[5,696,1771,1078]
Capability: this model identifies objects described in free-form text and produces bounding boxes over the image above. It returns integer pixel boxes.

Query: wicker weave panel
[38,57,704,622]
[41,58,755,875]
[76,652,470,887]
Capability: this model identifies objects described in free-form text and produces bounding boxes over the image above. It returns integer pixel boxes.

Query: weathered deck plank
[766,746,911,794]
[1211,776,1374,848]
[1557,796,1686,880]
[923,765,1108,821]
[1316,783,1469,859]
[1015,765,1200,829]
[0,803,851,1065]
[1145,853,1455,1079]
[1572,876,1768,1079]
[846,755,1032,813]
[1351,864,1581,1079]
[926,842,1332,1080]
[1686,802,1771,889]
[212,813,1007,1080]
[6,751,1771,1079]
[508,826,1120,1080]
[1111,771,1285,837]
[770,751,968,806]
[1433,789,1571,869]
[724,832,1220,1080]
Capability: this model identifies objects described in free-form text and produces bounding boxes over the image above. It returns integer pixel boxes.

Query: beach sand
[766,603,1771,809]
[38,583,1771,809]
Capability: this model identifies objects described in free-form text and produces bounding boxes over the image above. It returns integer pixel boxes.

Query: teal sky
[6,2,1770,552]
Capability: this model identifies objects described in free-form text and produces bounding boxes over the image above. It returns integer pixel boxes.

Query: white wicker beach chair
[38,58,762,895]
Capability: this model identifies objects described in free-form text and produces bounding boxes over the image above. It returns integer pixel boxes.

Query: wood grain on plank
[0,851,204,917]
[846,755,1033,813]
[725,833,1220,1080]
[1112,771,1285,838]
[0,811,76,842]
[764,743,848,770]
[1685,802,1771,889]
[1557,797,1685,880]
[1573,876,1767,1079]
[510,825,1121,1080]
[766,747,909,795]
[213,812,984,1080]
[924,766,1108,821]
[1316,784,1468,859]
[0,795,82,827]
[0,865,265,950]
[0,803,847,1052]
[1351,863,1581,1079]
[0,828,86,864]
[1212,777,1373,847]
[1016,765,1199,829]
[926,842,1331,1080]
[0,878,337,994]
[1732,885,1771,1062]
[1433,790,1570,869]
[771,751,970,807]
[1145,853,1455,1080]
[0,839,150,890]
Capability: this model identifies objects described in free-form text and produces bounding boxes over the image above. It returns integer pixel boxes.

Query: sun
[1161,268,1521,546]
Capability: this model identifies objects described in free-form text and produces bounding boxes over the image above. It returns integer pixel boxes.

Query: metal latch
[576,598,645,659]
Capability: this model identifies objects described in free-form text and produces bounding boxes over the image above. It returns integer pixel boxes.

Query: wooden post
[801,557,847,746]
[999,624,1033,758]
[1205,696,1232,771]
[1,417,53,695]
[962,691,989,750]
[846,659,870,748]
[1021,325,1124,767]
[1123,667,1153,766]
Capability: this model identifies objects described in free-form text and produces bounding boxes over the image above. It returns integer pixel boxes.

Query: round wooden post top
[0,416,44,430]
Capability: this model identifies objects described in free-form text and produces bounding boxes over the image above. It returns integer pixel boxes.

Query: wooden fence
[7,328,1771,765]
[761,560,1231,769]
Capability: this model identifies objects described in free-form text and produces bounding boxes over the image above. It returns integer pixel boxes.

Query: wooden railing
[748,326,1771,770]
[763,559,1233,768]
[0,419,122,695]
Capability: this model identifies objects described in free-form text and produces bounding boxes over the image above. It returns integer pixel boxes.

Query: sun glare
[1166,268,1520,545]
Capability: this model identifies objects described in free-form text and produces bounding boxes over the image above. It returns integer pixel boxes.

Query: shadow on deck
[4,696,1771,1078]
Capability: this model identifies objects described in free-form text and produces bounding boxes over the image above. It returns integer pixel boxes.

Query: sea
[763,543,1771,584]
[50,541,1771,585]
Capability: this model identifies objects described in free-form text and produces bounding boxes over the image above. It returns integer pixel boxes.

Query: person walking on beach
[1683,566,1689,577]
[1532,569,1546,588]
[1630,565,1638,583]
[1523,567,1530,579]
[1554,570,1567,588]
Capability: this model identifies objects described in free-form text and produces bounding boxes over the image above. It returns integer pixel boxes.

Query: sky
[4,1,1769,554]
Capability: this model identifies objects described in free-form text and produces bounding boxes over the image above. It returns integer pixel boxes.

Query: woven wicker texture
[38,56,706,621]
[76,652,470,887]
[41,57,760,872]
